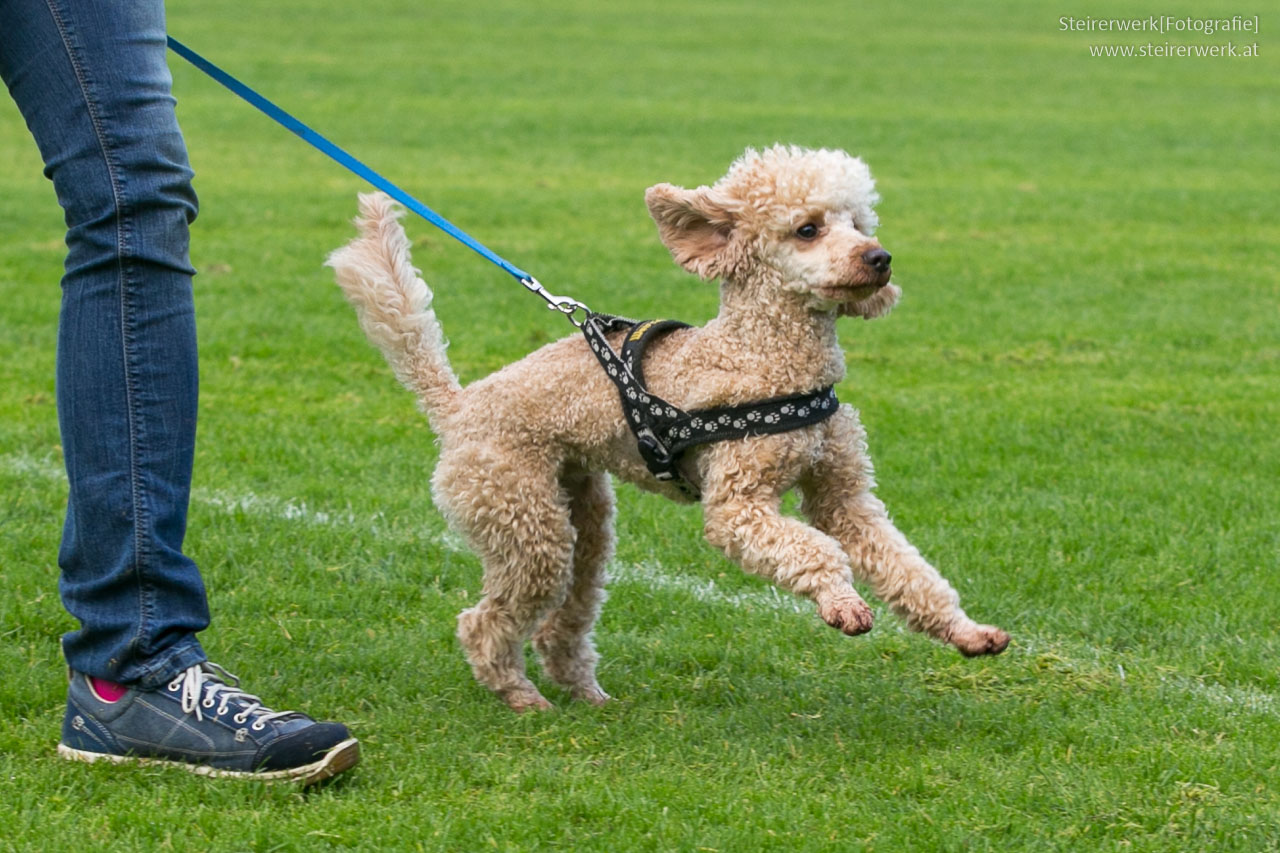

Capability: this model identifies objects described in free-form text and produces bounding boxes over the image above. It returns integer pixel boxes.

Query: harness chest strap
[582,313,840,498]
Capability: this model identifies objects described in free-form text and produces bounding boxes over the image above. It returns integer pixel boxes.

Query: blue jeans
[2,0,210,687]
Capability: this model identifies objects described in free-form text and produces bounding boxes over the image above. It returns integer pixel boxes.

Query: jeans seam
[43,0,153,651]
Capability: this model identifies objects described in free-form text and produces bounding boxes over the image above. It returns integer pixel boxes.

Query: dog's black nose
[863,248,892,272]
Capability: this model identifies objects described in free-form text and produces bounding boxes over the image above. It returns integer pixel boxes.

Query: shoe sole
[57,737,360,786]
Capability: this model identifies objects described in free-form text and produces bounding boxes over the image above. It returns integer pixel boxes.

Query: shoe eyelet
[251,721,266,731]
[202,697,215,708]
[233,712,248,724]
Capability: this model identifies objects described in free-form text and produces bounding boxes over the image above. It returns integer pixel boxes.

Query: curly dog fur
[328,145,1009,712]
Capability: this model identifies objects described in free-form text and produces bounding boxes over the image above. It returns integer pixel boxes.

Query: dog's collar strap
[582,313,840,500]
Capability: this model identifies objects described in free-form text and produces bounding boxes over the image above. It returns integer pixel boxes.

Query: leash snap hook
[521,277,589,327]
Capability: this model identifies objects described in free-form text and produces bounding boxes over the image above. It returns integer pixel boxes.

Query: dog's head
[646,145,899,320]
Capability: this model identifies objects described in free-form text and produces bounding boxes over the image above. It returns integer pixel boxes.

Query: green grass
[2,0,1277,849]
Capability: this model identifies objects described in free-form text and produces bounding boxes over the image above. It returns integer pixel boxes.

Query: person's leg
[4,0,360,782]
[0,0,208,687]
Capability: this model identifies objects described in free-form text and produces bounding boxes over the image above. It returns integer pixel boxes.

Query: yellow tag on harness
[628,320,663,342]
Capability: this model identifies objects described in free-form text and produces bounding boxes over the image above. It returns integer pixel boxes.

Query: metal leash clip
[520,277,591,327]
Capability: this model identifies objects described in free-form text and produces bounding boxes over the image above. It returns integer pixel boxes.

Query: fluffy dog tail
[327,192,461,419]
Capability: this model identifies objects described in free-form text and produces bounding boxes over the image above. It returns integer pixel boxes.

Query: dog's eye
[795,223,820,240]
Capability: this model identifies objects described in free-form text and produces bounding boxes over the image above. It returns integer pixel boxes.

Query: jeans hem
[131,640,207,690]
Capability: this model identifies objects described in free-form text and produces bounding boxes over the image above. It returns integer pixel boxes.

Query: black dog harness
[582,313,840,499]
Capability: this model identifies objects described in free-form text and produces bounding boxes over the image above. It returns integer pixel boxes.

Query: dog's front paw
[947,621,1011,657]
[818,594,874,636]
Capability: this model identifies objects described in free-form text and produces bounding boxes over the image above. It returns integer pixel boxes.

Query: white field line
[613,561,812,615]
[1178,680,1276,716]
[3,450,368,530]
[5,449,1276,717]
[1,451,64,483]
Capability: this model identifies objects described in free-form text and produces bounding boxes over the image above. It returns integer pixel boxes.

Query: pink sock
[90,676,128,703]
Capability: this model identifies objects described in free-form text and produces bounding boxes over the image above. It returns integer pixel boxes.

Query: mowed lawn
[1,0,1277,849]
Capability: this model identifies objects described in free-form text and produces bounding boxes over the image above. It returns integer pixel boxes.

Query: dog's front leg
[807,487,1010,656]
[800,411,1010,657]
[698,447,874,636]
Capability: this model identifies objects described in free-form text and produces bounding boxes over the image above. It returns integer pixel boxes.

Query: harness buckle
[635,428,672,465]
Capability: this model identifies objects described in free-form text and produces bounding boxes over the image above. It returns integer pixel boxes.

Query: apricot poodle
[328,145,1009,712]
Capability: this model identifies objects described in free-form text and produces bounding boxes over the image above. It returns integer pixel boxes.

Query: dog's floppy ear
[645,183,736,280]
[839,283,901,320]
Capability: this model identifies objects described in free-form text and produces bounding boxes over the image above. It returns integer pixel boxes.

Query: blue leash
[167,35,588,323]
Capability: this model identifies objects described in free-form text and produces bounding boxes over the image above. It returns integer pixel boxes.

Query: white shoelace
[168,662,296,729]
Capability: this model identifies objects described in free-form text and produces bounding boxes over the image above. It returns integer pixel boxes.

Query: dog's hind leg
[800,409,1010,656]
[439,447,577,712]
[533,469,615,705]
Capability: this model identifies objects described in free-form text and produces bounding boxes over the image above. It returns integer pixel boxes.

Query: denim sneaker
[58,662,360,784]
